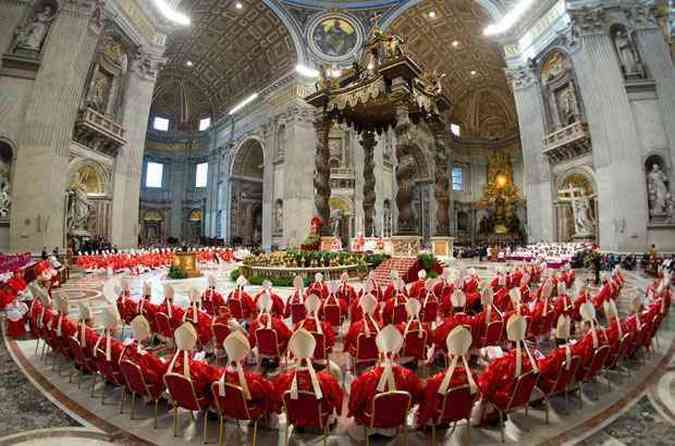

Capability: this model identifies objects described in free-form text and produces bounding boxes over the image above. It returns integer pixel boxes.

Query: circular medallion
[308,14,362,62]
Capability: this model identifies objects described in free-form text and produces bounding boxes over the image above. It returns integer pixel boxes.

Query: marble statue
[559,83,579,126]
[0,174,11,218]
[647,163,670,217]
[274,201,283,233]
[66,174,94,234]
[15,5,56,52]
[572,197,595,235]
[614,30,642,77]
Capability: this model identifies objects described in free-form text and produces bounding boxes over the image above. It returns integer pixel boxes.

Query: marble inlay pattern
[0,332,80,438]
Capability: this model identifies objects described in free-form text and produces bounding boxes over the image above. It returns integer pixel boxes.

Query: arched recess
[0,138,14,224]
[554,167,598,243]
[65,159,113,241]
[230,138,265,246]
[644,153,671,223]
[142,210,164,244]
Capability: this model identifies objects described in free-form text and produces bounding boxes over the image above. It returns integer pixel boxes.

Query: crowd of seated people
[74,247,235,273]
[24,260,672,444]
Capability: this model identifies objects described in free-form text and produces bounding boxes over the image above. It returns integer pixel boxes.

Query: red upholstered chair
[491,370,539,443]
[311,332,328,366]
[362,391,412,446]
[119,359,162,427]
[290,303,307,325]
[164,372,210,441]
[155,312,174,339]
[354,333,378,373]
[393,303,408,325]
[93,348,125,408]
[323,304,341,330]
[212,323,230,362]
[228,299,246,320]
[402,329,428,362]
[577,344,611,404]
[429,384,477,446]
[65,336,96,388]
[255,328,282,364]
[211,381,264,446]
[480,320,504,348]
[421,300,439,324]
[537,355,582,418]
[202,300,214,316]
[282,390,332,446]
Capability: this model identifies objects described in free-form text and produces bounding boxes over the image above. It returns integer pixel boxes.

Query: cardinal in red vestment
[183,288,214,346]
[248,291,292,354]
[294,294,336,352]
[284,275,307,323]
[537,315,574,394]
[477,315,539,410]
[344,293,381,357]
[417,326,479,427]
[214,331,276,419]
[272,329,344,424]
[254,281,285,317]
[382,277,408,326]
[409,269,427,299]
[166,323,222,400]
[434,290,477,352]
[202,274,226,315]
[348,325,424,427]
[337,272,357,305]
[306,272,329,300]
[121,315,169,398]
[116,278,138,324]
[228,276,256,320]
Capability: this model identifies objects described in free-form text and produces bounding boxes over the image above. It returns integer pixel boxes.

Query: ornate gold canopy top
[305,27,449,133]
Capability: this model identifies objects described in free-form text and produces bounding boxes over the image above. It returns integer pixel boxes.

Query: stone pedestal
[390,235,421,257]
[431,236,455,259]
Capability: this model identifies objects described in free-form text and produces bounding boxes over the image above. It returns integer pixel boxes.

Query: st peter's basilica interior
[0,1,674,445]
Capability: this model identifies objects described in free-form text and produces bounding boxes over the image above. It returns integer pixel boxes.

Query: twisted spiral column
[360,129,377,236]
[394,106,417,235]
[313,115,333,235]
[430,120,451,236]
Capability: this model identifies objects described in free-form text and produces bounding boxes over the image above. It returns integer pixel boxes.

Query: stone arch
[555,167,598,242]
[230,137,265,247]
[231,137,265,179]
[66,159,111,197]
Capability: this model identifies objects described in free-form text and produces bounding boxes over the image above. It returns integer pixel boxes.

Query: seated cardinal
[120,316,169,398]
[344,293,381,357]
[294,294,336,352]
[248,291,292,354]
[254,281,285,317]
[182,288,214,346]
[417,326,479,427]
[433,290,477,352]
[202,274,226,315]
[348,325,424,427]
[228,276,256,320]
[273,329,344,423]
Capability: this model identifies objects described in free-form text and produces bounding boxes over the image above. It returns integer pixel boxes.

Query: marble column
[507,65,555,243]
[360,129,376,237]
[394,106,417,235]
[262,123,274,251]
[10,2,102,251]
[429,120,451,236]
[570,26,648,251]
[636,27,675,173]
[110,50,161,248]
[313,115,332,236]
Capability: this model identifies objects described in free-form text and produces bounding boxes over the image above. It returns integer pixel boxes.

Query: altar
[171,252,202,278]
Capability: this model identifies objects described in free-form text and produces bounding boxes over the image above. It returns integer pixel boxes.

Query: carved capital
[568,5,608,36]
[504,64,537,91]
[131,47,165,81]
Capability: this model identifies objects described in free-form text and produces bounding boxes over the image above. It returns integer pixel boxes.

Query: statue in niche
[613,29,644,78]
[572,197,595,235]
[558,83,579,126]
[274,201,283,233]
[647,163,670,217]
[89,71,109,112]
[14,4,56,52]
[66,172,94,235]
[0,173,11,219]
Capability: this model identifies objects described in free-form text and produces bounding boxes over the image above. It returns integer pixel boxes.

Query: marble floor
[1,263,673,445]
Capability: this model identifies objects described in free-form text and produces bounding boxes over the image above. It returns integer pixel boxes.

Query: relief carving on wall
[11,1,58,55]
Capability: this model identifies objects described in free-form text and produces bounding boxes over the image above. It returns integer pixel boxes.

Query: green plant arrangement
[230,268,241,282]
[167,264,187,280]
[417,253,435,271]
[366,254,390,269]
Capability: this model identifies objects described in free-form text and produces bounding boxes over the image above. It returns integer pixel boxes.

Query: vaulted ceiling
[150,0,297,127]
[389,0,517,138]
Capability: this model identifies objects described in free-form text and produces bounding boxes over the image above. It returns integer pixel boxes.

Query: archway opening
[230,139,264,247]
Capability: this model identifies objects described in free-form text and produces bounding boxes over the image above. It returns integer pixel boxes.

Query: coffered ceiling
[150,0,297,126]
[388,0,518,138]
